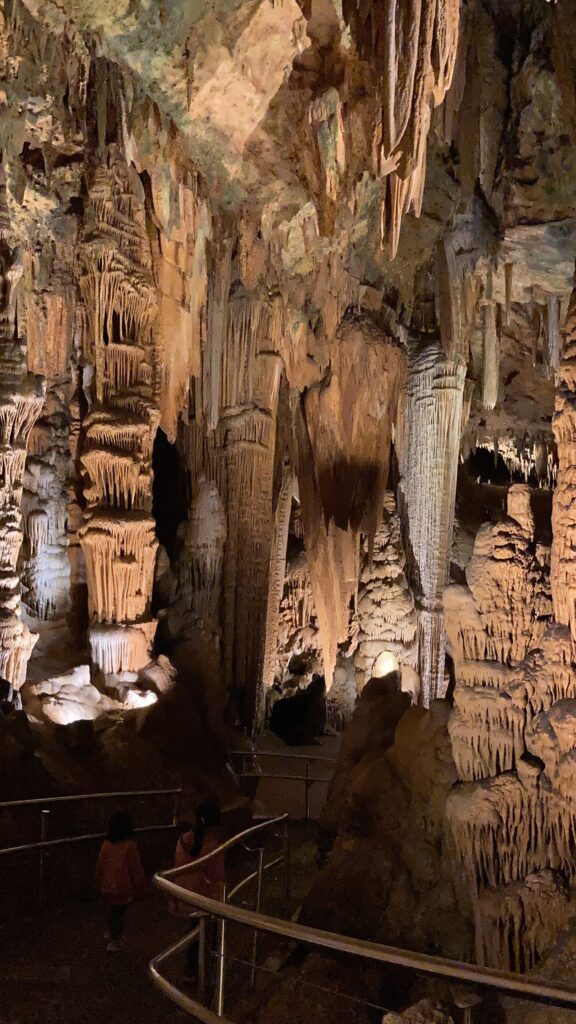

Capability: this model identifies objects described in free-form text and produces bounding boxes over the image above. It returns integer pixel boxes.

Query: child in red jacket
[96,810,146,952]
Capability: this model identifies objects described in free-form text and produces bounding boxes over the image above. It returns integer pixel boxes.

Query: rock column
[79,150,160,677]
[399,339,466,705]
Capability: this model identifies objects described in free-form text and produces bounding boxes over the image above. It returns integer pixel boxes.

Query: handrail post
[283,818,291,904]
[250,847,264,987]
[216,885,227,1015]
[37,808,50,910]
[198,914,207,1003]
[304,759,311,821]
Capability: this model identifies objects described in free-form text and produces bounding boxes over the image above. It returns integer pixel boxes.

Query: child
[171,799,225,977]
[96,810,146,952]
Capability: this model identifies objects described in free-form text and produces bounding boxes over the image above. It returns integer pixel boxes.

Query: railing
[230,749,336,820]
[0,787,182,909]
[151,814,290,1023]
[152,824,576,1023]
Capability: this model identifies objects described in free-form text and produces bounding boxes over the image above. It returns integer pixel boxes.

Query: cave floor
[0,821,322,1024]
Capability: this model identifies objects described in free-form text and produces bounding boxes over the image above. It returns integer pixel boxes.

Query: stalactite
[188,289,282,725]
[504,262,513,325]
[481,302,499,410]
[295,315,406,686]
[343,0,460,256]
[398,339,466,705]
[544,294,560,379]
[22,414,71,625]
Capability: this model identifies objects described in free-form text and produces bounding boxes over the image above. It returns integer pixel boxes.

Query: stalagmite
[398,339,466,706]
[178,474,227,628]
[354,492,418,693]
[262,469,294,694]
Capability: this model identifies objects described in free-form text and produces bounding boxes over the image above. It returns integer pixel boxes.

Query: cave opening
[152,428,188,559]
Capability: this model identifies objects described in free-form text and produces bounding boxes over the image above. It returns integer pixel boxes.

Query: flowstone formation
[444,485,576,971]
[0,209,44,688]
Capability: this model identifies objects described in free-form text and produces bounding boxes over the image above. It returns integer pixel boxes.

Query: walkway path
[249,734,340,821]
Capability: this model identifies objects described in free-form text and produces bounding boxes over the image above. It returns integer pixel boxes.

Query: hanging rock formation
[343,0,460,255]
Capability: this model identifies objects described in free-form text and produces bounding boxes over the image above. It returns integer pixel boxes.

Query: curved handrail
[162,813,288,883]
[152,829,576,1014]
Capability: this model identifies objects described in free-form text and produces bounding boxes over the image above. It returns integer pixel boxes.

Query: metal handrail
[0,822,177,856]
[0,787,181,811]
[152,824,576,1019]
[230,749,336,820]
[229,749,336,763]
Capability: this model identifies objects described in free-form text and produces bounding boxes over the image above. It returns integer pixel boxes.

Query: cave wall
[3,0,576,990]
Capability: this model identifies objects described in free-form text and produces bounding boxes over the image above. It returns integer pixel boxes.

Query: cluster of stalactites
[462,435,558,491]
[343,0,460,256]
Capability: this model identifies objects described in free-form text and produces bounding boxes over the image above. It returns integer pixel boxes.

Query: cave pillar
[551,275,576,638]
[0,238,45,689]
[398,338,466,706]
[189,290,283,728]
[78,150,160,678]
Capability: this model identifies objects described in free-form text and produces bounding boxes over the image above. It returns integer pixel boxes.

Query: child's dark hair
[190,799,221,858]
[107,810,134,843]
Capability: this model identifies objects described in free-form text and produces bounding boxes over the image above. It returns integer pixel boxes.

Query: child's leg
[109,904,127,941]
